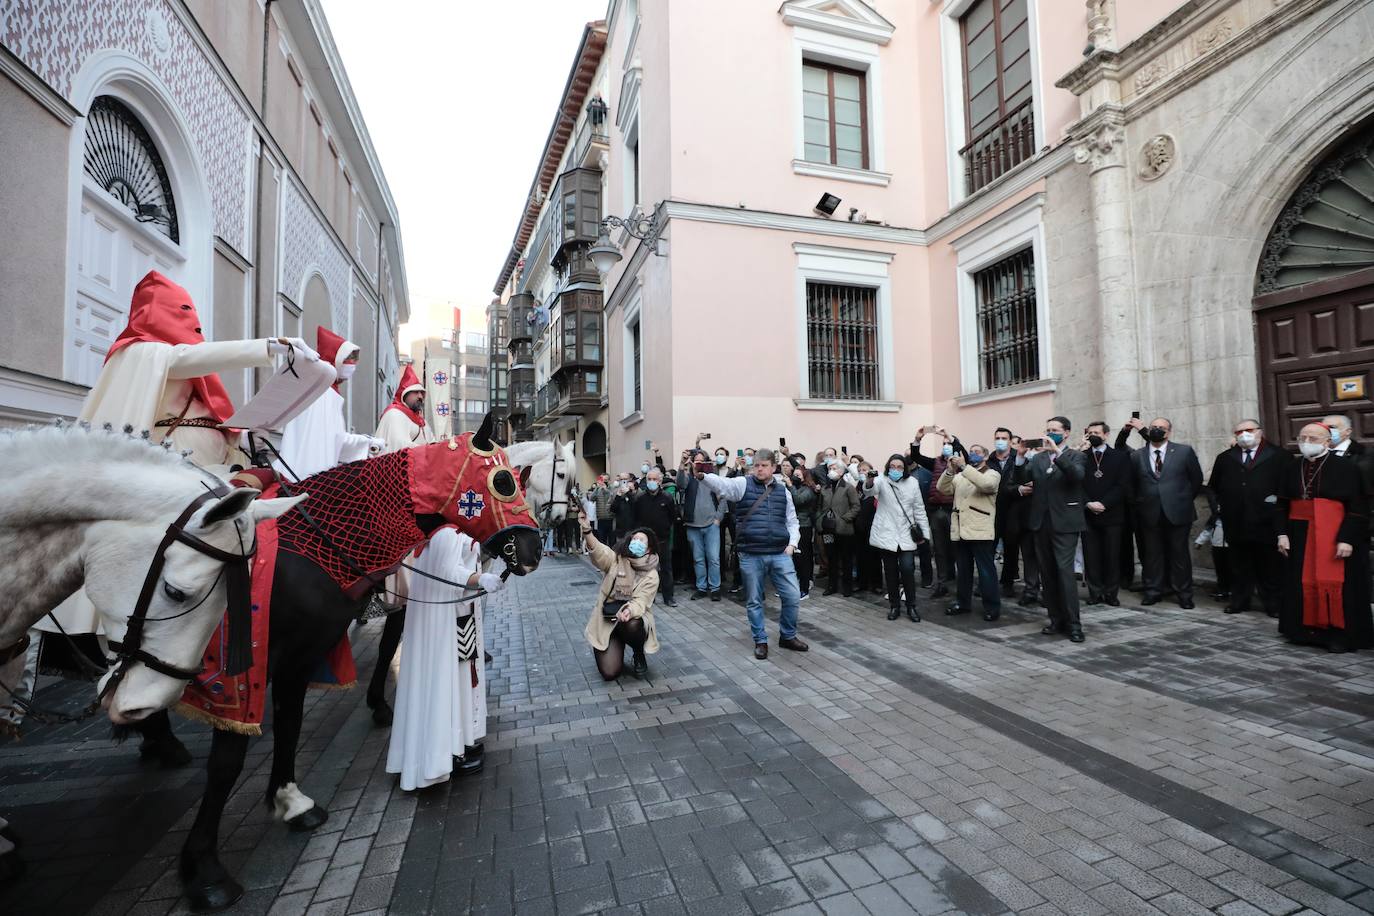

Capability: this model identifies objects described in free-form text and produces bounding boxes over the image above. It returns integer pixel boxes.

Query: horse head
[506,438,577,527]
[91,487,306,724]
[407,412,542,575]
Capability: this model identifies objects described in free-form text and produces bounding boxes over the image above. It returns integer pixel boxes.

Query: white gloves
[366,437,386,456]
[268,337,320,362]
[478,573,506,594]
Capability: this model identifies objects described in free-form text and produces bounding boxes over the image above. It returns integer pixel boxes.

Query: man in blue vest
[701,448,807,659]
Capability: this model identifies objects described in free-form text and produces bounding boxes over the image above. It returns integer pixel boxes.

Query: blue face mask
[1047,432,1065,445]
[745,456,754,466]
[627,539,647,558]
[646,480,659,492]
[941,444,954,458]
[1331,428,1343,446]
[968,452,985,465]
[640,464,651,474]
[715,454,727,465]
[887,470,903,482]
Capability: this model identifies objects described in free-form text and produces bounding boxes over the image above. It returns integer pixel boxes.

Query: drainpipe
[251,0,275,392]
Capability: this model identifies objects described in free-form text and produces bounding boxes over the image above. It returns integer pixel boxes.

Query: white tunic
[375,409,437,605]
[385,529,486,791]
[40,338,272,637]
[274,388,379,480]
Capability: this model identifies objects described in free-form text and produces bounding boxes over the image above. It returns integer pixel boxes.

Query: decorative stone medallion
[1138,135,1177,181]
[144,7,171,55]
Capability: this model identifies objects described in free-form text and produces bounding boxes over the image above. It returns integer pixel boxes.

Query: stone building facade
[1050,0,1374,462]
[0,0,409,433]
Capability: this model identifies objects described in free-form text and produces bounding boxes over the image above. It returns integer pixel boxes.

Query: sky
[323,0,608,334]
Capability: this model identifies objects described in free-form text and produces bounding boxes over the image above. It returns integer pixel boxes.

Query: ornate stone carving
[1137,135,1176,181]
[1086,0,1116,52]
[1194,17,1234,55]
[1134,59,1168,91]
[144,7,171,55]
[1073,123,1127,173]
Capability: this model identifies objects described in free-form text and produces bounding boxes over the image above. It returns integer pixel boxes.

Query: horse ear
[473,411,495,451]
[201,488,260,527]
[519,465,533,489]
[251,493,307,522]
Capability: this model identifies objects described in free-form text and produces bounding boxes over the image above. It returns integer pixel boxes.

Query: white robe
[386,529,486,791]
[40,338,273,637]
[375,409,436,605]
[274,388,380,480]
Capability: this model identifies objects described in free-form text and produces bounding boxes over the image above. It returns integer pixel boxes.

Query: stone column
[1073,116,1141,424]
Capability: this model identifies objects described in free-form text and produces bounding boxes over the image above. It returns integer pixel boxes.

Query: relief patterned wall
[280,175,353,335]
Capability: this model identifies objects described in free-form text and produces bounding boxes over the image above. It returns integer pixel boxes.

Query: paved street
[2,555,1373,915]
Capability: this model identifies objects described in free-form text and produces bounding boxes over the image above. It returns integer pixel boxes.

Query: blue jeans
[739,552,801,644]
[686,524,721,591]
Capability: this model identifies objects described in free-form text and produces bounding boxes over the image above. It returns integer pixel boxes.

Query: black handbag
[891,480,925,544]
[602,598,629,620]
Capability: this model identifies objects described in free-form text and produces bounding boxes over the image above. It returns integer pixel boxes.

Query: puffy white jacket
[866,475,931,552]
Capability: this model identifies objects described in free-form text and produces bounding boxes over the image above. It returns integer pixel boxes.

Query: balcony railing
[960,99,1035,195]
[572,115,609,170]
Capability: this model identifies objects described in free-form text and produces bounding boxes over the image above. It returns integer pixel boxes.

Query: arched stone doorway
[583,420,607,478]
[1253,120,1374,444]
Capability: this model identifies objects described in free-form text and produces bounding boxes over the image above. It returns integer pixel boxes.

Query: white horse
[505,440,577,527]
[0,424,302,724]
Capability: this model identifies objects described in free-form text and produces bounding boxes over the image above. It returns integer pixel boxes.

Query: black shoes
[631,650,649,679]
[982,611,1001,622]
[664,598,679,608]
[455,743,485,775]
[754,643,768,660]
[1178,600,1195,610]
[822,588,838,596]
[710,591,722,602]
[1223,605,1246,615]
[907,606,921,623]
[1017,593,1039,607]
[1068,626,1085,643]
[887,607,901,621]
[691,590,708,600]
[1104,597,1121,607]
[1040,624,1063,636]
[1211,589,1232,601]
[1085,595,1101,606]
[945,604,968,616]
[778,636,809,652]
[1000,583,1016,598]
[1141,595,1161,606]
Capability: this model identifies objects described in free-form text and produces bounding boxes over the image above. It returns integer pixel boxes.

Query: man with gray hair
[701,448,807,659]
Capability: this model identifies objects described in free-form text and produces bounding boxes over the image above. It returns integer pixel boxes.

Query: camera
[693,461,714,474]
[1023,438,1045,450]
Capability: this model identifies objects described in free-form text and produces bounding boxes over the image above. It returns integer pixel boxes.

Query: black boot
[631,649,649,679]
[887,605,901,621]
[906,605,921,623]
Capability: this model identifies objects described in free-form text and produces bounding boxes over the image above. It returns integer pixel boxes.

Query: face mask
[887,469,903,482]
[828,470,842,481]
[628,539,648,558]
[1147,427,1168,443]
[1047,432,1064,446]
[745,456,754,466]
[994,439,1009,452]
[1087,435,1104,449]
[848,461,859,471]
[640,464,651,474]
[1236,432,1257,449]
[715,454,727,465]
[337,364,357,382]
[941,444,954,458]
[968,453,985,465]
[646,480,659,492]
[1299,442,1328,459]
[1330,428,1343,446]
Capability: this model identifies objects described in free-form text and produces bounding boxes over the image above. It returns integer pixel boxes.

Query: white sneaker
[799,590,810,600]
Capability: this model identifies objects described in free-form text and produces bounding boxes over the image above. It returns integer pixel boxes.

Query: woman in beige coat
[579,508,661,679]
[936,444,1003,621]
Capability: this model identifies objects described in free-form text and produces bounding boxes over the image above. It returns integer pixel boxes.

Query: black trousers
[880,549,917,609]
[1139,522,1193,603]
[596,519,615,545]
[1227,538,1281,613]
[1033,529,1081,629]
[1119,519,1140,588]
[1001,521,1039,596]
[794,528,815,594]
[1081,523,1122,602]
[855,539,882,591]
[656,545,675,602]
[825,534,854,594]
[927,506,955,585]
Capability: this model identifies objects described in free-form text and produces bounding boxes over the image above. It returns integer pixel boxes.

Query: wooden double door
[1254,267,1374,444]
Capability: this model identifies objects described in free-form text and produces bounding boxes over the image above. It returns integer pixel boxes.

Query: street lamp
[588,208,666,276]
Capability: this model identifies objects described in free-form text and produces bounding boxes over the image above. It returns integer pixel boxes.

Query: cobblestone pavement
[2,554,1372,915]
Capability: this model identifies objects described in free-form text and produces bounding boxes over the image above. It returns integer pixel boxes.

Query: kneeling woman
[580,508,661,679]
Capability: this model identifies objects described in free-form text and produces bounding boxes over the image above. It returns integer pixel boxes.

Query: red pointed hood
[106,271,235,424]
[382,364,426,427]
[317,327,360,392]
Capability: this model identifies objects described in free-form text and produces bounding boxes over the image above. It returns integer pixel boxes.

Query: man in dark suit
[988,428,1031,600]
[1207,418,1286,616]
[1131,417,1204,608]
[1080,421,1132,606]
[1022,416,1088,643]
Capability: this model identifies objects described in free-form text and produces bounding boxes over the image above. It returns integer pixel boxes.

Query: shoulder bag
[892,479,925,545]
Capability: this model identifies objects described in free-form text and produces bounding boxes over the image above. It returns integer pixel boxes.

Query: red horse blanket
[177,520,356,735]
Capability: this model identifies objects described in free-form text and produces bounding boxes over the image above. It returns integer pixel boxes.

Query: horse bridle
[534,450,574,528]
[99,485,257,702]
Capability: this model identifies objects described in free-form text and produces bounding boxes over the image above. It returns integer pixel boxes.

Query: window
[83,96,180,242]
[631,138,641,207]
[806,282,878,400]
[582,312,601,361]
[973,248,1038,390]
[803,62,868,170]
[960,0,1034,193]
[630,318,642,413]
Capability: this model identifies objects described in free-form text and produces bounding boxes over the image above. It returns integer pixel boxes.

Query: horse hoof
[184,877,244,912]
[0,849,26,883]
[140,737,192,769]
[369,701,393,728]
[286,806,329,832]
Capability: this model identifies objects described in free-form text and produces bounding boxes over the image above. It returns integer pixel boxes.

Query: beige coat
[936,465,1001,541]
[584,538,660,653]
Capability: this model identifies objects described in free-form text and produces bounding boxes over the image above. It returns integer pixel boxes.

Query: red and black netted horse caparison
[271,449,425,598]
